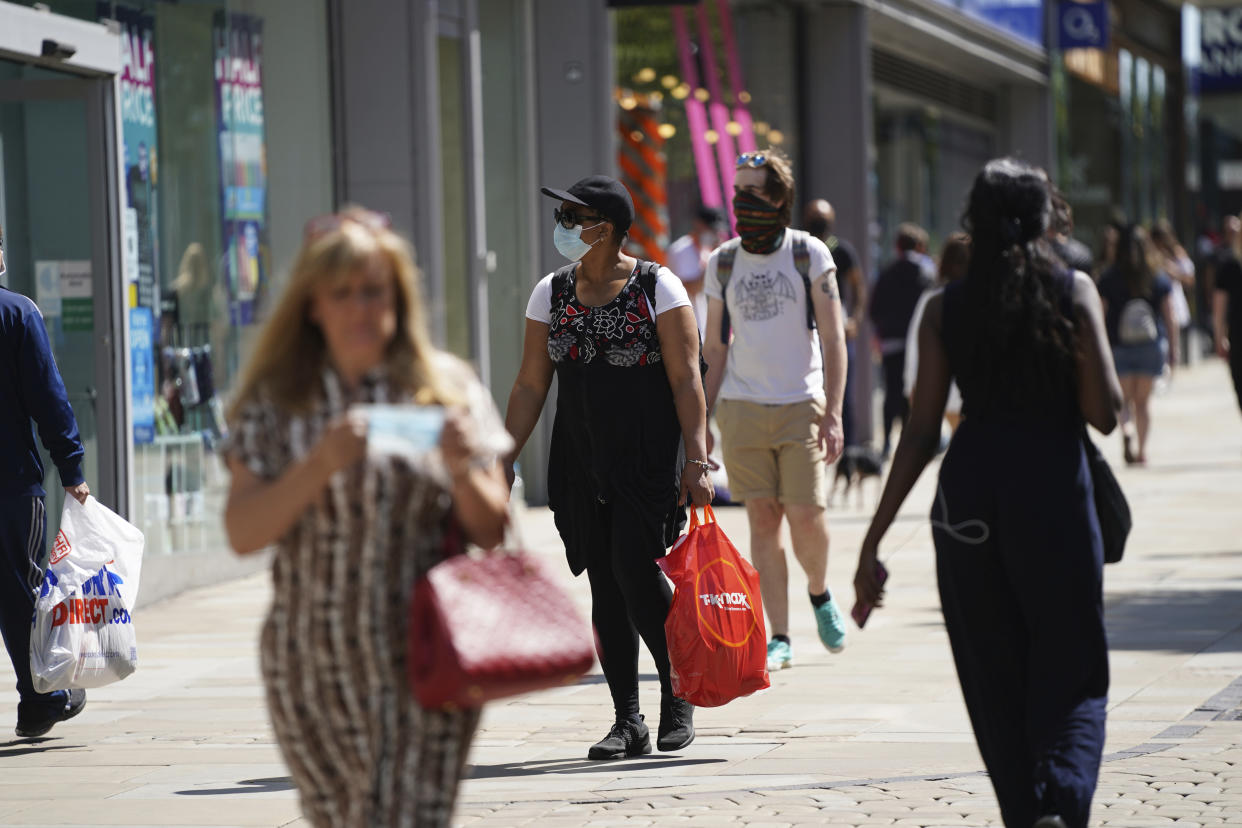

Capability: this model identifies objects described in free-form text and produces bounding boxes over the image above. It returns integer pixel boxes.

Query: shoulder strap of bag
[717,238,741,345]
[790,229,816,332]
[550,263,577,314]
[637,259,661,313]
[642,259,709,384]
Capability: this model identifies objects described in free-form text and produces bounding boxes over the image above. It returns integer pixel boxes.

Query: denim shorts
[1113,339,1166,377]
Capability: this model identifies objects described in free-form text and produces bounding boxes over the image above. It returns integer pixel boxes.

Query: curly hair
[960,159,1078,414]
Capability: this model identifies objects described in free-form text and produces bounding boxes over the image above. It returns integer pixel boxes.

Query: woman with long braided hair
[855,159,1122,828]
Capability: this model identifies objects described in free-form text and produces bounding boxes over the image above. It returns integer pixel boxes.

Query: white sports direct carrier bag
[30,496,144,693]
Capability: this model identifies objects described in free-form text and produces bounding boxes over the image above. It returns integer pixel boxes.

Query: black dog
[832,446,885,507]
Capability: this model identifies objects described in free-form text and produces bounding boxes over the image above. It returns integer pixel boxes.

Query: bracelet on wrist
[686,459,712,471]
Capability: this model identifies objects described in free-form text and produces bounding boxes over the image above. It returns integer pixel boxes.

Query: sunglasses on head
[553,207,607,230]
[304,209,392,242]
[736,152,768,169]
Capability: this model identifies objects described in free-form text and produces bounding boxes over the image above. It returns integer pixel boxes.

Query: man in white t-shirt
[702,149,849,672]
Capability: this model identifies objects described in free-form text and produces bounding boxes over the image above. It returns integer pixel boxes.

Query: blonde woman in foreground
[222,208,511,827]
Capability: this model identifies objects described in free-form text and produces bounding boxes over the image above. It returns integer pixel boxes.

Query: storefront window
[96,0,334,556]
[874,101,996,256]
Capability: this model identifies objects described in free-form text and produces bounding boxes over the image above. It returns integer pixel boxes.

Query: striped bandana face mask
[733,189,784,254]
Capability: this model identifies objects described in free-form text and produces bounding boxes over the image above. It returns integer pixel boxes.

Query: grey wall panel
[1000,82,1052,172]
[800,3,876,446]
[333,0,446,343]
[533,0,615,280]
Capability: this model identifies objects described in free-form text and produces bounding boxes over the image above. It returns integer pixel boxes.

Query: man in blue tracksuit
[0,230,90,737]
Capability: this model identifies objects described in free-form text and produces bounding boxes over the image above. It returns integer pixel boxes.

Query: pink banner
[696,3,738,230]
[672,7,722,211]
[715,0,757,155]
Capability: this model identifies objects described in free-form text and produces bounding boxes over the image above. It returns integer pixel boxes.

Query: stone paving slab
[0,361,1238,826]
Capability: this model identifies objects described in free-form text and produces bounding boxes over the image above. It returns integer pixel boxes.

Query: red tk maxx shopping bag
[656,505,769,707]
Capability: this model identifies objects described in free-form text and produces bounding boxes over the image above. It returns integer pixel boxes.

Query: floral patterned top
[522,261,693,574]
[525,261,691,368]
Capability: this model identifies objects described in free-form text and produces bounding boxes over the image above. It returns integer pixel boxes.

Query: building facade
[0,0,1202,603]
[0,0,611,601]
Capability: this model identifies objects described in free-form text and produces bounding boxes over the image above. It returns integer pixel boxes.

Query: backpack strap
[550,263,577,314]
[790,229,816,332]
[636,259,661,314]
[716,238,741,345]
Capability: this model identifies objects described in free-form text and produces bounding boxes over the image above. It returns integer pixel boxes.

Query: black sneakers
[587,715,651,760]
[16,688,87,738]
[657,695,695,752]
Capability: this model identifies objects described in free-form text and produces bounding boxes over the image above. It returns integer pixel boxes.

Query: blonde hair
[172,242,211,294]
[228,207,461,421]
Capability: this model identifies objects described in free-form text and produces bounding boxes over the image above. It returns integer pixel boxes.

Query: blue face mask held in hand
[355,404,446,459]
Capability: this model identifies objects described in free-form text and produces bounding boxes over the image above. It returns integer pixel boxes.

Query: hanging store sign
[1058,0,1109,51]
[1201,7,1242,93]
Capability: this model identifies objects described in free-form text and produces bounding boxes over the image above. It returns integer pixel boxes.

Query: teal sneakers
[814,597,847,653]
[766,638,793,671]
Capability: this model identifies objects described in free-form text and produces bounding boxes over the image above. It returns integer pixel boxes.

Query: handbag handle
[687,503,717,529]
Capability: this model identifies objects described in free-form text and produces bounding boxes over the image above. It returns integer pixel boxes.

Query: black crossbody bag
[1082,430,1130,564]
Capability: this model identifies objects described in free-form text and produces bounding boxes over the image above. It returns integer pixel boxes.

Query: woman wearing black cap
[504,175,714,760]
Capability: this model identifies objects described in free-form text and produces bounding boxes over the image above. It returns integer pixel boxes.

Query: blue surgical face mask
[554,221,604,262]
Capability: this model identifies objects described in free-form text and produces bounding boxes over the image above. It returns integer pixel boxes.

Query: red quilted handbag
[407,523,595,709]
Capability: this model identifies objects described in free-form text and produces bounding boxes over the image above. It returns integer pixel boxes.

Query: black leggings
[584,500,674,722]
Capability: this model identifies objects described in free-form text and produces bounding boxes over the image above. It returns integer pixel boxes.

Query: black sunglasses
[553,207,607,230]
[737,152,768,168]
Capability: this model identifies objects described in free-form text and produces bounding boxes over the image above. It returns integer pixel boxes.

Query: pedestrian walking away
[0,224,91,739]
[221,207,512,828]
[1150,218,1195,359]
[869,222,935,458]
[855,158,1123,828]
[1097,224,1179,465]
[1048,191,1095,276]
[701,149,849,673]
[667,204,726,335]
[1212,213,1242,416]
[504,175,713,761]
[804,199,867,448]
[904,232,969,432]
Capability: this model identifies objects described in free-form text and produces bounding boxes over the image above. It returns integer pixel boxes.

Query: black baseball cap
[540,175,635,233]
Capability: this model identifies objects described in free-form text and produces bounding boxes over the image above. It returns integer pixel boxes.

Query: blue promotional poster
[130,307,156,445]
[955,0,1044,48]
[103,4,160,312]
[213,12,269,326]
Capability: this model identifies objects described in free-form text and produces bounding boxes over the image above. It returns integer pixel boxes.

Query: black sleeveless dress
[933,273,1108,828]
[544,264,686,575]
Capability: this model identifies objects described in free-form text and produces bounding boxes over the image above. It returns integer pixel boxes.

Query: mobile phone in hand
[851,560,889,629]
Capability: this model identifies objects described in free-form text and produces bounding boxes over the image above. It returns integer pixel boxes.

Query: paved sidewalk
[1,361,1240,827]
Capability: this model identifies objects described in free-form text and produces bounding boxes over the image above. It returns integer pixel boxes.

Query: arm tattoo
[820,274,840,301]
